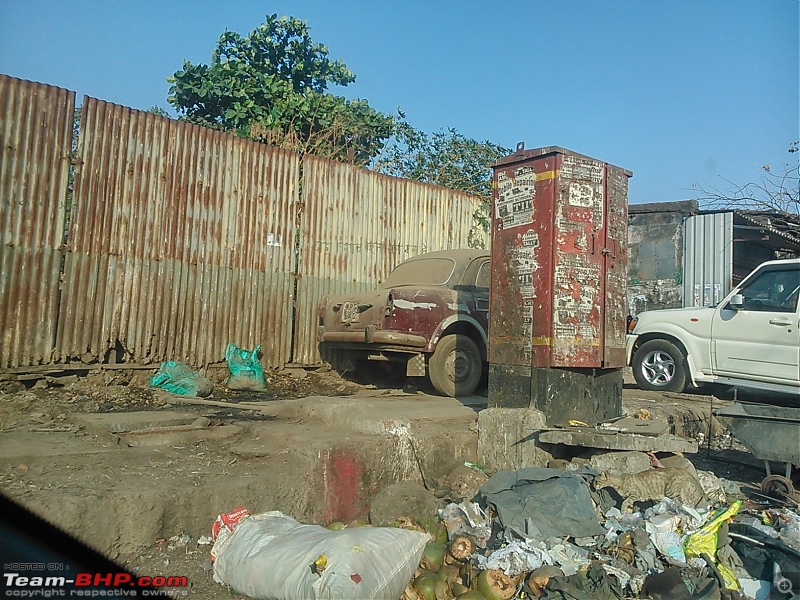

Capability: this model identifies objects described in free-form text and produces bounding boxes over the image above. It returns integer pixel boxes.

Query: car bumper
[625,333,639,366]
[318,327,427,347]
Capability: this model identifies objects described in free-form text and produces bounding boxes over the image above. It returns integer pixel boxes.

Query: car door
[473,259,490,332]
[711,264,800,384]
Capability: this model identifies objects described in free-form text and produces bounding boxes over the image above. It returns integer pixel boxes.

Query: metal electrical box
[489,146,631,423]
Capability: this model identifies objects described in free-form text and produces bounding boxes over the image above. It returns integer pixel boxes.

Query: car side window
[739,267,800,313]
[476,261,490,289]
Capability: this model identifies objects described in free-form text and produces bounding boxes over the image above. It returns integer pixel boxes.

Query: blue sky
[1,1,797,205]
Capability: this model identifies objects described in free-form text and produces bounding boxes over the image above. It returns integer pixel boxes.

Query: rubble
[199,447,800,600]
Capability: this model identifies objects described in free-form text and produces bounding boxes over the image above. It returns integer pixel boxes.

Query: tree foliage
[165,14,510,246]
[167,14,395,165]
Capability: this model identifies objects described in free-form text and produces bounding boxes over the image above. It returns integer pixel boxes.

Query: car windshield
[382,257,456,288]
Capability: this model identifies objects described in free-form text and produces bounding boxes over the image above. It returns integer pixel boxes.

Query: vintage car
[317,249,490,397]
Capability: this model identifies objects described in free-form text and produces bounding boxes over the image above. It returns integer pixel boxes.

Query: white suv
[627,258,800,394]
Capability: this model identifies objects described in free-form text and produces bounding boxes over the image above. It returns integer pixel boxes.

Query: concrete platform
[537,429,698,453]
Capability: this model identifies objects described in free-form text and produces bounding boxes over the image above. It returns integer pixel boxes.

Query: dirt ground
[0,366,793,599]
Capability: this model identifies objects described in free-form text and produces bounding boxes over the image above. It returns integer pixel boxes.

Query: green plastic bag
[150,361,213,397]
[225,344,266,391]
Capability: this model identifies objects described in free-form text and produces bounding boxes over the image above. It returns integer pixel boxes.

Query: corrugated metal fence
[0,76,74,368]
[55,97,299,368]
[293,155,486,365]
[0,76,482,370]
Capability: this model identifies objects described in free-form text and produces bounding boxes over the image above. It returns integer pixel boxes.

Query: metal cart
[714,403,800,502]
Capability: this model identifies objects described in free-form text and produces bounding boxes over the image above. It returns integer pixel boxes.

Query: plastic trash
[475,539,554,576]
[211,510,430,600]
[225,344,267,391]
[150,361,213,397]
[439,502,492,547]
[683,499,743,590]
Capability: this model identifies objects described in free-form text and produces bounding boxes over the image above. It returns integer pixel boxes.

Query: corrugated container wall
[293,155,486,365]
[55,97,299,368]
[683,212,734,307]
[0,76,74,367]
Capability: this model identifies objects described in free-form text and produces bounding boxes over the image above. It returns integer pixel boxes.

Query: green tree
[375,126,510,246]
[167,14,395,165]
[147,106,171,118]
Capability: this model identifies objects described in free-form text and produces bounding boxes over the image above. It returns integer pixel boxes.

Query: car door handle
[769,318,792,326]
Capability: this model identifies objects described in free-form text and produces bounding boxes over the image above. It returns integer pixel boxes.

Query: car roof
[400,249,489,262]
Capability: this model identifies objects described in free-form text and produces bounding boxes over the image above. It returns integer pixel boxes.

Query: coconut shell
[476,569,516,600]
[525,564,564,596]
[451,582,469,597]
[414,572,440,600]
[448,535,477,562]
[458,591,487,600]
[435,579,455,600]
[438,564,460,584]
[348,517,371,528]
[421,542,446,573]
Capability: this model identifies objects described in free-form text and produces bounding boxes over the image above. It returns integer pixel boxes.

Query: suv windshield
[382,258,456,288]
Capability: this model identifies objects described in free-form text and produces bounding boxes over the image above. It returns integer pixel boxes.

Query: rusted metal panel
[627,201,697,315]
[0,75,74,367]
[293,155,486,365]
[489,146,631,370]
[603,164,630,367]
[56,97,299,368]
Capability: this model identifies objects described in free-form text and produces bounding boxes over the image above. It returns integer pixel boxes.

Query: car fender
[426,314,488,354]
[629,319,713,373]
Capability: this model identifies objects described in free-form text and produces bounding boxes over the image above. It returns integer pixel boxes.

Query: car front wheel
[632,339,687,392]
[429,334,482,398]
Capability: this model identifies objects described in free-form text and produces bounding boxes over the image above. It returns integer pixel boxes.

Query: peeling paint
[393,299,437,310]
[490,147,630,371]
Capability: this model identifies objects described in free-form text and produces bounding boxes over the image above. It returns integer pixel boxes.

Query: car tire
[429,334,482,398]
[632,339,687,392]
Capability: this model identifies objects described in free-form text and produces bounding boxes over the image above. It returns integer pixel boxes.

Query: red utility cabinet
[489,145,631,423]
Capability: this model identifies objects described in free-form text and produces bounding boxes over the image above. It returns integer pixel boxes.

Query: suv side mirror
[729,293,744,309]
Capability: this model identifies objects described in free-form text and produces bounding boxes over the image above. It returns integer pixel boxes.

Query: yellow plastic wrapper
[683,500,743,590]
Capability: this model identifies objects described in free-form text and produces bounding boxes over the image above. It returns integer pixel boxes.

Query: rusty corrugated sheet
[0,75,74,367]
[56,97,298,368]
[293,155,485,365]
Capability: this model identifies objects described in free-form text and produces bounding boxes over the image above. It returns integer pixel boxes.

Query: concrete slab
[286,394,479,435]
[121,424,242,447]
[537,429,698,453]
[71,411,201,434]
[599,417,668,435]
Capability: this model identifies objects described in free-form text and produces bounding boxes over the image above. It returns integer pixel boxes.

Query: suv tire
[429,334,482,397]
[632,339,687,392]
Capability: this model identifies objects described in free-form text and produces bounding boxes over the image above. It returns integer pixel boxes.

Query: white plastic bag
[212,511,430,600]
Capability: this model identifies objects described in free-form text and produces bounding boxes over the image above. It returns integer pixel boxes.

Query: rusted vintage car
[317,249,490,397]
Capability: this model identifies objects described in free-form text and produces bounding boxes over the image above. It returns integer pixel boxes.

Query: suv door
[711,264,800,384]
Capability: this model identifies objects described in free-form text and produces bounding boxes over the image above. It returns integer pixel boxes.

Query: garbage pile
[207,456,800,600]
